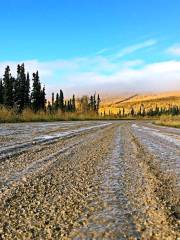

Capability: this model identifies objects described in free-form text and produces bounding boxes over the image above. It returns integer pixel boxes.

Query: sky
[0,0,180,96]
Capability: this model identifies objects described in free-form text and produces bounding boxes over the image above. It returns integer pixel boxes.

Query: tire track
[0,124,116,239]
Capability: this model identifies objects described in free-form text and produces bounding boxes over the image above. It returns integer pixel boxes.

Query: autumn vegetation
[0,63,180,124]
[154,115,180,128]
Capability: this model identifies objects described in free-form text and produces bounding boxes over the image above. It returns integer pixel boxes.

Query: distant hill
[100,91,180,115]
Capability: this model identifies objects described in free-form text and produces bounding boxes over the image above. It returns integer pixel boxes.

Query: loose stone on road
[0,121,179,239]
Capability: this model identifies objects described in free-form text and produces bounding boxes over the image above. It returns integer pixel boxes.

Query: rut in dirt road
[0,121,179,239]
[70,124,180,239]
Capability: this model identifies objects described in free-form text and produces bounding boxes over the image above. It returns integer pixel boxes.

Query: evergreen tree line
[0,64,101,115]
[106,104,180,117]
[89,94,101,113]
[0,64,46,112]
[47,93,101,114]
[47,91,76,113]
[141,105,180,116]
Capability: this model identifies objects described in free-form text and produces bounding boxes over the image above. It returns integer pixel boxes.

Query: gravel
[0,121,179,239]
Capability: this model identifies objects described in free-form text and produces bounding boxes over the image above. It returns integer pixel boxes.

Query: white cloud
[121,60,144,68]
[95,48,109,55]
[111,39,157,59]
[1,58,180,96]
[1,39,180,97]
[167,44,180,56]
[61,60,180,94]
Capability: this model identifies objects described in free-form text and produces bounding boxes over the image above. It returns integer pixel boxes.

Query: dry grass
[0,107,175,123]
[0,108,131,123]
[154,115,180,128]
[21,109,102,122]
[0,107,19,123]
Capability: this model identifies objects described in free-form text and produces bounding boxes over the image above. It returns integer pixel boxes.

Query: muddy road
[0,121,179,239]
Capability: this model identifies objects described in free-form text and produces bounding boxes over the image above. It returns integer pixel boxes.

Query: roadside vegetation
[0,63,101,122]
[1,105,180,123]
[0,63,179,123]
[154,115,180,128]
[0,107,137,123]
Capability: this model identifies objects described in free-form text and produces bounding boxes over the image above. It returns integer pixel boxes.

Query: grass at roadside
[1,107,179,124]
[0,107,135,123]
[154,115,180,128]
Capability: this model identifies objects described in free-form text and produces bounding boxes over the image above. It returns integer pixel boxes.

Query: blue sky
[0,0,180,95]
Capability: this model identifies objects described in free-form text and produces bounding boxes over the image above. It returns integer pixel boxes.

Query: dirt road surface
[0,121,179,239]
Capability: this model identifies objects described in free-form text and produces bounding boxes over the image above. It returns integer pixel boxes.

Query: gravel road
[0,121,179,239]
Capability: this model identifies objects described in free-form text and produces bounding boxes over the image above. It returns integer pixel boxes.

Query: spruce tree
[40,86,46,110]
[19,63,26,110]
[97,94,100,114]
[59,89,64,111]
[24,72,30,108]
[52,93,55,106]
[131,107,135,116]
[118,109,121,117]
[3,66,14,107]
[155,105,159,116]
[93,94,96,111]
[31,71,41,112]
[90,95,94,111]
[72,94,76,112]
[55,93,59,110]
[0,79,4,104]
[69,99,72,112]
[14,64,21,109]
[67,100,70,112]
[139,105,142,116]
[14,63,28,111]
[64,100,67,111]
